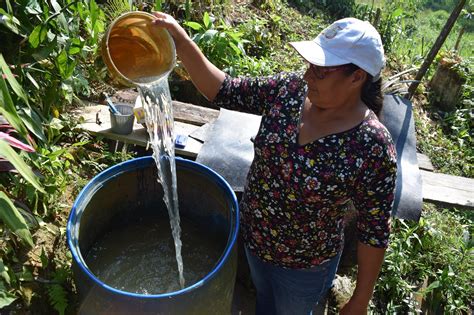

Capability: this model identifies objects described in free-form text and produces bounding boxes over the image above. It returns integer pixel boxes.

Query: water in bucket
[84,213,225,294]
[98,11,186,290]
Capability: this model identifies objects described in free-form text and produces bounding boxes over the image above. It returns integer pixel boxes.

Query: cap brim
[289,41,349,67]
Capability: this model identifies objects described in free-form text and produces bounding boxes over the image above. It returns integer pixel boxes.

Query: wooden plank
[72,104,202,158]
[128,95,219,126]
[79,98,219,126]
[421,170,474,208]
[172,100,219,126]
[417,153,434,171]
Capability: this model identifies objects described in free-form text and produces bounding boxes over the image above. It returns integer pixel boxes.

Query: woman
[153,13,397,315]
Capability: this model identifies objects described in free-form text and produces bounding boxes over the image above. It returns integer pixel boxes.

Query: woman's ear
[352,69,367,87]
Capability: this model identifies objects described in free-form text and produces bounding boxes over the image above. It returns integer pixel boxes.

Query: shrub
[372,206,473,313]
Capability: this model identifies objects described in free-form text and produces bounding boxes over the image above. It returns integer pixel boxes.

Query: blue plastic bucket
[67,156,239,314]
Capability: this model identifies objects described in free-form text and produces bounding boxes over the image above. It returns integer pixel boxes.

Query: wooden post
[454,26,465,51]
[406,0,467,100]
[373,8,382,28]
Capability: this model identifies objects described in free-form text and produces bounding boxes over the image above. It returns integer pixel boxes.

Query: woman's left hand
[339,298,368,315]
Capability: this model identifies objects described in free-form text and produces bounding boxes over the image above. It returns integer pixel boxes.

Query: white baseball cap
[289,18,385,81]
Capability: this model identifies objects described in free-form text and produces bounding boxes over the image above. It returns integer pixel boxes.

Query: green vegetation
[373,205,473,313]
[415,51,473,177]
[355,0,473,59]
[0,3,134,312]
[0,0,472,313]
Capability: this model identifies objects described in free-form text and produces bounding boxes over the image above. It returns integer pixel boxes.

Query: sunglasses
[307,64,353,80]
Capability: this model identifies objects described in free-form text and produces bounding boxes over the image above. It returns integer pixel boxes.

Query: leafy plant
[0,55,40,146]
[47,284,68,315]
[0,1,113,312]
[237,16,274,58]
[229,55,277,77]
[184,12,247,76]
[415,107,473,177]
[103,0,133,23]
[0,190,34,248]
[372,206,473,313]
[46,266,71,315]
[0,64,44,255]
[1,0,105,116]
[0,258,17,308]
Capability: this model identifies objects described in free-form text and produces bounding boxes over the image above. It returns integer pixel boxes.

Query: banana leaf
[0,55,46,144]
[19,108,46,143]
[0,71,30,144]
[0,191,34,248]
[0,54,29,106]
[0,140,44,193]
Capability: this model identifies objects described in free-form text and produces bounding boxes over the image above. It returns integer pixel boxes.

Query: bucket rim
[66,156,239,299]
[111,104,134,116]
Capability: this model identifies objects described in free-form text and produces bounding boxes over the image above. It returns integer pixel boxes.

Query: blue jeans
[245,247,341,315]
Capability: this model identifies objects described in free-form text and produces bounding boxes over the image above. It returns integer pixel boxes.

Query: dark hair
[344,64,384,116]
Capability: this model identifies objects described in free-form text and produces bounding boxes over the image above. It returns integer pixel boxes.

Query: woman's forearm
[352,241,386,303]
[340,241,386,314]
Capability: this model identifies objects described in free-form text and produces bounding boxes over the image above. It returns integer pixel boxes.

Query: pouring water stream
[138,77,185,289]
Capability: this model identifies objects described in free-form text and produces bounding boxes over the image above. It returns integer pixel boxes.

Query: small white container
[134,95,146,127]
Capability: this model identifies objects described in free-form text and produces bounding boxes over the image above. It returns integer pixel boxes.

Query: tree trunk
[429,56,466,111]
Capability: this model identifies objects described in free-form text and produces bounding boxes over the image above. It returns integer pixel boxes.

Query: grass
[414,97,473,177]
[355,1,473,60]
[402,8,473,59]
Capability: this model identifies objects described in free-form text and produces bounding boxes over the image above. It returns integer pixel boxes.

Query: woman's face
[303,64,364,108]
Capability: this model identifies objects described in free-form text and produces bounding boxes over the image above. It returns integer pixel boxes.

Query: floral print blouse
[212,72,397,269]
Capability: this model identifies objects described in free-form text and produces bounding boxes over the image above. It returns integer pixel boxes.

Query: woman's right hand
[152,12,189,48]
